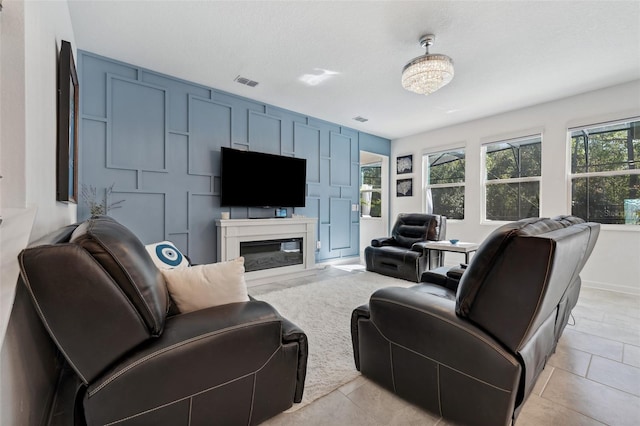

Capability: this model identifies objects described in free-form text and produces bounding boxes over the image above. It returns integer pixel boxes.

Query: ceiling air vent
[353,116,369,123]
[234,75,259,87]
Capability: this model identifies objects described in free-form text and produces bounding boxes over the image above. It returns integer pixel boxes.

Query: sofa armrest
[446,265,466,281]
[367,287,521,391]
[84,301,305,425]
[280,317,308,402]
[421,265,465,291]
[370,237,395,247]
[410,242,446,267]
[420,266,451,286]
[350,304,370,370]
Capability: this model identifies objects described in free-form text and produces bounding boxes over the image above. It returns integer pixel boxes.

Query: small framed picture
[396,178,413,197]
[396,154,413,174]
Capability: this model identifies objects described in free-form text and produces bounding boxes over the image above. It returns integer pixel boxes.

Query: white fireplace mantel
[216,217,317,285]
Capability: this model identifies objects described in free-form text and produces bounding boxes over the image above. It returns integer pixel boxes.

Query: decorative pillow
[160,257,249,313]
[145,241,190,270]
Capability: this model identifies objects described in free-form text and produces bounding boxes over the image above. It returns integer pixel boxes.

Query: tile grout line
[584,354,593,378]
[538,366,555,396]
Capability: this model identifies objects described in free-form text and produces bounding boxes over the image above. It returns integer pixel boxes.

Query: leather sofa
[352,216,599,425]
[18,215,307,426]
[364,213,447,282]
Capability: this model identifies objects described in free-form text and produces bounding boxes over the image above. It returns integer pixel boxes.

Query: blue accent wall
[78,51,390,264]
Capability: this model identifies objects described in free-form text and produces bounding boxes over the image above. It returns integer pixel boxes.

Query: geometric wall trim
[249,111,282,155]
[294,122,321,184]
[78,50,390,264]
[330,131,352,187]
[329,197,352,251]
[188,96,231,177]
[107,75,167,172]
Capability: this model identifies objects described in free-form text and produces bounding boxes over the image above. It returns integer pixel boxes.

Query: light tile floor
[251,264,640,426]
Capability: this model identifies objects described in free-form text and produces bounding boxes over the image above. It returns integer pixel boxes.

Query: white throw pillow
[161,257,249,313]
[145,241,190,270]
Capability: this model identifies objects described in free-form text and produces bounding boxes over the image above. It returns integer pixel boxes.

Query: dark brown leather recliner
[364,213,447,282]
[18,215,307,426]
[352,216,599,426]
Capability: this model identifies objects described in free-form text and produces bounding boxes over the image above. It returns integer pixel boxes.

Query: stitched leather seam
[516,239,554,349]
[370,297,517,364]
[463,228,518,314]
[437,364,442,416]
[102,374,253,425]
[368,320,514,393]
[389,341,396,393]
[78,247,151,334]
[89,219,161,333]
[89,319,281,397]
[18,256,89,385]
[101,344,283,425]
[247,373,257,426]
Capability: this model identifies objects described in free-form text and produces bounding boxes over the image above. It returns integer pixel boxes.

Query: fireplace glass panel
[240,238,303,272]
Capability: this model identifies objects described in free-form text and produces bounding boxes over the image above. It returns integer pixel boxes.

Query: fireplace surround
[216,217,317,285]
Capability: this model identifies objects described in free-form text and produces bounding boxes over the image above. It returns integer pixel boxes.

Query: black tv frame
[220,147,307,208]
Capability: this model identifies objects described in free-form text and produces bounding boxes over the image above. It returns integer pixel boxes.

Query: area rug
[255,271,413,411]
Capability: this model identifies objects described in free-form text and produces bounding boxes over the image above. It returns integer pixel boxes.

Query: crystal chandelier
[401,34,454,95]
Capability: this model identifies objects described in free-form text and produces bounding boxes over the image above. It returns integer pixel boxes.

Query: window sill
[479,219,640,232]
[598,224,640,232]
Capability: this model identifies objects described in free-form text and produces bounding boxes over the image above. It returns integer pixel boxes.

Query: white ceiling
[67,1,640,140]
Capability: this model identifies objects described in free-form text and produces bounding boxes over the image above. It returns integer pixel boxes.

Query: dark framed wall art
[396,154,413,174]
[396,178,413,197]
[56,40,79,202]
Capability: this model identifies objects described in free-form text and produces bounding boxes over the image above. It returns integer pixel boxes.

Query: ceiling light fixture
[401,34,454,95]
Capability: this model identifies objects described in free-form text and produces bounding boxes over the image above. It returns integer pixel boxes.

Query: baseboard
[582,280,640,296]
[319,255,363,266]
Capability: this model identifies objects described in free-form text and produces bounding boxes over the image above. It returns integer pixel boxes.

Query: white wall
[0,0,77,320]
[1,0,77,423]
[391,80,640,295]
[23,0,78,237]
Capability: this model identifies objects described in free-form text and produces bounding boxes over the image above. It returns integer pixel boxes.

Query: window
[423,149,465,219]
[483,135,541,221]
[360,163,382,217]
[570,119,640,225]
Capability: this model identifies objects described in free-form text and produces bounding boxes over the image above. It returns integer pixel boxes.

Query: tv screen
[220,147,307,208]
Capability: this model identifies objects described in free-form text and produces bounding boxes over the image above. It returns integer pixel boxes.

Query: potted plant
[81,183,125,216]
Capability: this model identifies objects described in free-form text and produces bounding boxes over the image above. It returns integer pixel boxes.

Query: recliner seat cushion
[70,215,169,335]
[370,246,422,262]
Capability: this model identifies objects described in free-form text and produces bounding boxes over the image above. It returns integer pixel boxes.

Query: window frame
[360,162,382,219]
[422,146,466,221]
[567,117,640,228]
[481,134,542,223]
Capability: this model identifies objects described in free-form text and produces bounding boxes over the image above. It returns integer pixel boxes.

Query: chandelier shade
[401,34,454,95]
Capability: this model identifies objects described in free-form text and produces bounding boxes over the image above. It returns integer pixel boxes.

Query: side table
[420,241,479,269]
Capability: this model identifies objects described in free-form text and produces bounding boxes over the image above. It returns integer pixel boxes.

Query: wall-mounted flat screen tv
[220,147,307,207]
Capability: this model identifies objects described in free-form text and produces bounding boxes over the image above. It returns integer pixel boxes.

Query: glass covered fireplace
[240,238,303,272]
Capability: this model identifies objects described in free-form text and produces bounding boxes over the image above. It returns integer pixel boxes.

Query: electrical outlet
[316,241,321,249]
